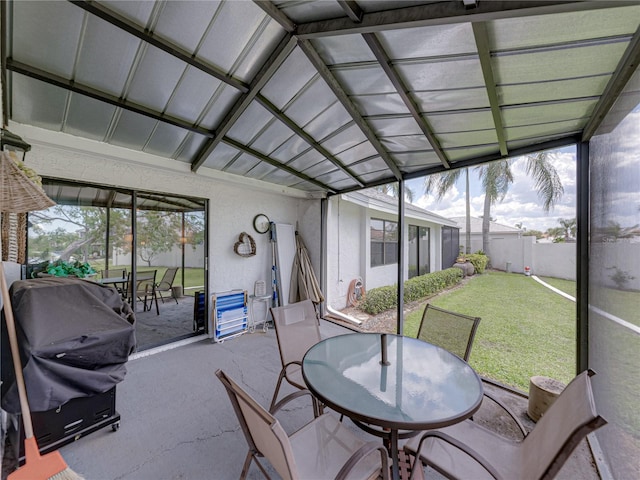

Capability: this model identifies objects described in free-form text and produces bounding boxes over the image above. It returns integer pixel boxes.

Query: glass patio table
[302,332,483,480]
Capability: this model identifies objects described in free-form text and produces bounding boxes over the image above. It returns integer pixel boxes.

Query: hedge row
[360,267,464,315]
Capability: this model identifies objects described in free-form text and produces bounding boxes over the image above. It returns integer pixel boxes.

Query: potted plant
[46,260,96,278]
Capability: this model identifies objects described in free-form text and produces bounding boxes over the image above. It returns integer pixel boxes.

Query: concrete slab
[4,319,600,480]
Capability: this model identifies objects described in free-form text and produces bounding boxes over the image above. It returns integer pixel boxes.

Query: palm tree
[557,217,577,240]
[423,151,564,261]
[424,168,471,254]
[374,182,415,203]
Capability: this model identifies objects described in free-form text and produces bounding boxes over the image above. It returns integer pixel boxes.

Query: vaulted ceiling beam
[582,25,640,141]
[191,34,297,172]
[338,1,364,23]
[256,94,365,187]
[296,1,630,39]
[223,136,335,192]
[404,135,580,181]
[5,59,213,137]
[69,0,249,93]
[298,39,402,180]
[362,32,450,169]
[472,22,508,156]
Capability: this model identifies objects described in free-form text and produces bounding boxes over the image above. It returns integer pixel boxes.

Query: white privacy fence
[488,236,640,291]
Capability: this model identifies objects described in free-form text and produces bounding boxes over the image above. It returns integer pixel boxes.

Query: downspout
[397,181,405,335]
[322,196,363,326]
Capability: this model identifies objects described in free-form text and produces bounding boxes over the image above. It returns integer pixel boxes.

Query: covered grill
[1,276,135,413]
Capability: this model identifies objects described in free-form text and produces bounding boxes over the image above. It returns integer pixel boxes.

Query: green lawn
[404,271,576,392]
[538,276,576,298]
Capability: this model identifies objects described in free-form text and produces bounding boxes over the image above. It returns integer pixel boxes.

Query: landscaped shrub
[360,268,464,315]
[467,253,489,274]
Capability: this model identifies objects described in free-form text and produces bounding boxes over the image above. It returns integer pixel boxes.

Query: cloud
[410,147,577,232]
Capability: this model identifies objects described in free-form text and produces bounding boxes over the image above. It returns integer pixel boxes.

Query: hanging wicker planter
[1,151,55,262]
[233,232,256,257]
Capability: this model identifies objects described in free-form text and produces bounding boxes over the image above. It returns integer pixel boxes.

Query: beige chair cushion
[291,413,383,480]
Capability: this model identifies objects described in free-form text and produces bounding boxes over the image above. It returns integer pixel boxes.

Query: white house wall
[327,195,449,310]
[327,197,364,309]
[20,128,319,308]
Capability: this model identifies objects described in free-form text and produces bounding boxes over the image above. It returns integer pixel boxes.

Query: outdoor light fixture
[0,128,31,160]
[462,0,478,8]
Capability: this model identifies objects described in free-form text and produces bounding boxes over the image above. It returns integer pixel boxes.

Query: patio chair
[155,267,178,304]
[269,299,323,416]
[125,270,159,315]
[417,303,528,437]
[215,369,389,480]
[403,369,607,480]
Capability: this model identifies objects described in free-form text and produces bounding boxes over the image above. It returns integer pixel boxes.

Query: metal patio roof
[2,1,639,197]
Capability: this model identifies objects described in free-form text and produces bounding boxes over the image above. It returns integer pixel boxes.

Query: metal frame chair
[155,267,178,304]
[125,270,159,315]
[417,303,528,437]
[216,369,389,480]
[269,299,323,416]
[403,369,606,480]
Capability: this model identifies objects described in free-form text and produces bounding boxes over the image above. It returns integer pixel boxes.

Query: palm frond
[526,152,564,212]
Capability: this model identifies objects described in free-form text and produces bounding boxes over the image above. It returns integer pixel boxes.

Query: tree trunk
[59,236,95,261]
[482,193,491,265]
[465,169,471,254]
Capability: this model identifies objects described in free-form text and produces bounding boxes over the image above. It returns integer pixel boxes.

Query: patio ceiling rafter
[298,38,403,180]
[295,1,633,39]
[403,134,581,182]
[4,59,213,139]
[191,34,297,172]
[337,1,364,23]
[256,0,402,181]
[582,25,640,141]
[362,32,451,169]
[222,137,336,193]
[68,0,249,93]
[472,22,508,157]
[255,94,365,187]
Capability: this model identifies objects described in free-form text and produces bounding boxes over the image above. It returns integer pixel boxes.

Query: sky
[407,146,577,233]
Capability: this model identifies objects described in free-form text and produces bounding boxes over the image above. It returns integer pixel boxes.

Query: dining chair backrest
[135,270,156,292]
[522,369,607,479]
[215,369,298,480]
[124,270,156,298]
[102,268,126,279]
[417,304,481,361]
[270,299,321,373]
[157,267,178,290]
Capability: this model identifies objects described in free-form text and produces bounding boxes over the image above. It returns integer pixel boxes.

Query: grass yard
[403,270,576,392]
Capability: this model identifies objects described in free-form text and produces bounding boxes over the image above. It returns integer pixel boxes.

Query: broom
[0,263,83,480]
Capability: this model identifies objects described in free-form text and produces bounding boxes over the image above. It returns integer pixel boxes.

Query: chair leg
[158,290,166,304]
[153,290,159,315]
[240,450,253,480]
[269,371,287,413]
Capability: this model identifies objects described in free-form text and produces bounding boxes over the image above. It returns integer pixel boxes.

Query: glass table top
[302,333,483,430]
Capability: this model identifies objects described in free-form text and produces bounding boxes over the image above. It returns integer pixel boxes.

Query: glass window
[409,225,430,278]
[371,218,398,267]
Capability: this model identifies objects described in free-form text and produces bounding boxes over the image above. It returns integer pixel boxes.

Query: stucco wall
[326,197,363,309]
[24,142,317,304]
[489,236,577,280]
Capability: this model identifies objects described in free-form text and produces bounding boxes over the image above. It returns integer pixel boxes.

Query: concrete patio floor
[21,319,601,480]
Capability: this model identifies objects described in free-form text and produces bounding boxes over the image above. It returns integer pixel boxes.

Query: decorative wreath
[233,232,257,257]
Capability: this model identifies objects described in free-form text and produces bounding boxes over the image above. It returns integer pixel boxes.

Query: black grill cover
[1,277,136,413]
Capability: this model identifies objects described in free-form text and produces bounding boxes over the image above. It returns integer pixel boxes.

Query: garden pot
[527,376,565,422]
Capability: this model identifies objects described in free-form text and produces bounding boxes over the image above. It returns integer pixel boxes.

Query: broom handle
[0,263,34,439]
